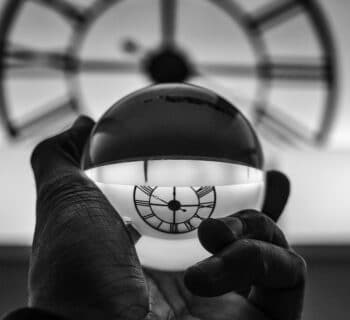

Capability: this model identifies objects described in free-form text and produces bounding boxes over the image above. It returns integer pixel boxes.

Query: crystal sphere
[82,83,265,271]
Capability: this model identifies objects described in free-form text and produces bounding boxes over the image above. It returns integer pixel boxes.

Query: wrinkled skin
[27,116,306,320]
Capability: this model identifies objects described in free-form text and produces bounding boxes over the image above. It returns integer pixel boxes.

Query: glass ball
[82,83,265,271]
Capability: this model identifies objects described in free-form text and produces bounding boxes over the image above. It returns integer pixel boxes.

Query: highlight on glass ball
[82,83,265,271]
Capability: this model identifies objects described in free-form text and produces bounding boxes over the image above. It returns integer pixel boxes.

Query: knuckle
[255,212,272,227]
[237,238,262,257]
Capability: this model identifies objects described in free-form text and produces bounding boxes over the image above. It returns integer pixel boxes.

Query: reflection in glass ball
[82,83,265,270]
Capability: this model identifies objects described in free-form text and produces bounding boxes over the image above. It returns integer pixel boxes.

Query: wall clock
[0,0,337,146]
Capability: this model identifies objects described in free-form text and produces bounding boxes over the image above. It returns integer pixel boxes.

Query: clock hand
[181,204,214,208]
[149,194,168,204]
[172,187,176,225]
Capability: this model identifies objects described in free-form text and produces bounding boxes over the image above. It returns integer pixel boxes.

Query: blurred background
[0,0,349,318]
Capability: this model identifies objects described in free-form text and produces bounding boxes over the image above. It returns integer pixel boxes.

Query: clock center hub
[143,48,192,83]
[168,199,182,211]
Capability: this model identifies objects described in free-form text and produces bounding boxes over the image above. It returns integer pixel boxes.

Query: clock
[133,185,216,234]
[0,0,337,146]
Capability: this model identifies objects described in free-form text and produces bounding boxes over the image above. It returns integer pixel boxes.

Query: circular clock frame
[133,185,216,234]
[0,0,338,145]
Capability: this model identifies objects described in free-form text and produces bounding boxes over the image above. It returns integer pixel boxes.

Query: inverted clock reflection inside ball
[83,84,265,271]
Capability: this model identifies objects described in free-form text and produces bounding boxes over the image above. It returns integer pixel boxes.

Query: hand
[145,173,306,320]
[28,116,148,320]
[26,116,306,320]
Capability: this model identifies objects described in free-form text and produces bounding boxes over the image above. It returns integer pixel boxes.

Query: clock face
[0,0,337,146]
[133,185,216,234]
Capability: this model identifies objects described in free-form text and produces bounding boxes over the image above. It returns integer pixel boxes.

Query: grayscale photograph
[0,0,349,319]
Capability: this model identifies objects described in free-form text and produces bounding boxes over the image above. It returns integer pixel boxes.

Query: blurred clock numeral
[143,213,155,219]
[196,186,213,198]
[248,0,301,31]
[137,186,154,196]
[258,106,309,141]
[170,223,177,233]
[260,60,329,82]
[4,44,76,72]
[184,221,195,231]
[135,200,150,207]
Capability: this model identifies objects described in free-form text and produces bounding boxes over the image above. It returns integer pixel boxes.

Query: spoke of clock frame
[33,0,87,25]
[257,106,314,144]
[196,62,257,77]
[196,59,328,82]
[172,186,176,225]
[248,0,302,31]
[258,119,298,147]
[149,203,168,207]
[78,59,140,73]
[3,44,140,76]
[160,0,177,48]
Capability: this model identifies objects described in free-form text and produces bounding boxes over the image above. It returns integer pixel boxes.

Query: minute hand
[150,194,169,204]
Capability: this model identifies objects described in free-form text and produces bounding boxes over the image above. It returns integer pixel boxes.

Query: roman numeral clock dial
[133,186,216,234]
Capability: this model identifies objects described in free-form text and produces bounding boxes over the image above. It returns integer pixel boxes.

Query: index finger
[198,210,289,255]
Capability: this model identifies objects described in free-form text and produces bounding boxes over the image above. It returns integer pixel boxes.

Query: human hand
[25,115,305,320]
[145,172,306,320]
[28,116,148,320]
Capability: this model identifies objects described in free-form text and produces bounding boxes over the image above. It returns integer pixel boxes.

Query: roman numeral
[135,200,150,207]
[196,186,213,198]
[248,0,301,31]
[170,223,177,233]
[137,186,153,196]
[259,60,329,82]
[143,213,155,219]
[184,221,195,231]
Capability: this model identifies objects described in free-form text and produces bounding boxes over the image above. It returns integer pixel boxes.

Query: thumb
[62,115,95,164]
[262,170,290,222]
[31,115,95,187]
